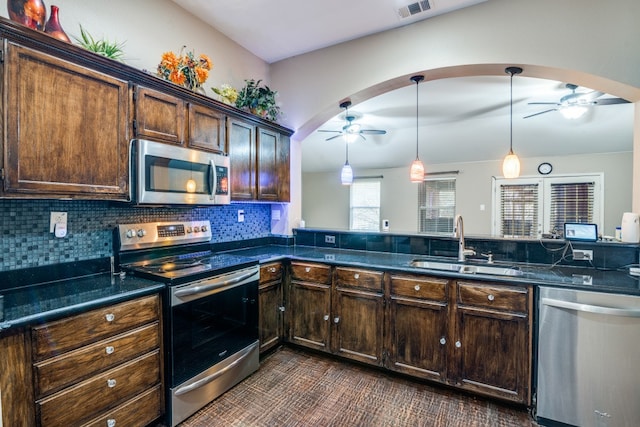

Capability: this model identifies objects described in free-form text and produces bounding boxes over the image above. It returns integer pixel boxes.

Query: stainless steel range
[115,220,259,427]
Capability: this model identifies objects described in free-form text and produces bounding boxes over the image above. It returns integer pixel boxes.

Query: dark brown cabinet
[259,262,285,354]
[135,86,226,153]
[387,273,450,382]
[228,118,290,202]
[452,281,532,404]
[2,41,130,200]
[0,329,35,426]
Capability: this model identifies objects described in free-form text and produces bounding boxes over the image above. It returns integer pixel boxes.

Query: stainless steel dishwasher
[537,287,640,427]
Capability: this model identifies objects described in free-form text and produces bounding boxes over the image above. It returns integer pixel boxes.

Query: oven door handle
[541,297,640,318]
[174,344,255,396]
[174,269,258,299]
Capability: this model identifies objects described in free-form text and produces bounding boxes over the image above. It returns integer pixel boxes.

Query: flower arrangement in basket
[157,46,212,92]
[212,84,239,105]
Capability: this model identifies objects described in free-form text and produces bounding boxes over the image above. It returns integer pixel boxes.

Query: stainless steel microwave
[132,139,230,206]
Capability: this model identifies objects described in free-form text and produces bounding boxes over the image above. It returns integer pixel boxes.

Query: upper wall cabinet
[135,86,227,154]
[2,41,131,200]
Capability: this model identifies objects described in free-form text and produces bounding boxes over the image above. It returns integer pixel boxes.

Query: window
[492,174,602,238]
[418,178,456,233]
[350,180,381,231]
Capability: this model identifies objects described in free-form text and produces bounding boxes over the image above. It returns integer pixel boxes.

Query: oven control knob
[136,229,146,237]
[186,227,193,233]
[126,229,136,238]
[194,226,200,233]
[201,225,208,232]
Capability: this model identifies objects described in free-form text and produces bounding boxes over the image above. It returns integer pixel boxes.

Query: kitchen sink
[409,260,524,277]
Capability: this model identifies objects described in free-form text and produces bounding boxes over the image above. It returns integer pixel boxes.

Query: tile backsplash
[0,200,272,271]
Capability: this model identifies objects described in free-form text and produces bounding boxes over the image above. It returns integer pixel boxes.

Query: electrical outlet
[237,210,245,223]
[325,235,336,244]
[50,212,67,233]
[572,249,593,261]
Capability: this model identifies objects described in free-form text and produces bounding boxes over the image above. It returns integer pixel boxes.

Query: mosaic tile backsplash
[0,200,272,272]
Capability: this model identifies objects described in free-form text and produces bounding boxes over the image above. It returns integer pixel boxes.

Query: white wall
[303,152,632,237]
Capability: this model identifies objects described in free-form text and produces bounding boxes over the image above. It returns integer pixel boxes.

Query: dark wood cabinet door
[288,280,331,352]
[188,103,226,153]
[135,86,186,145]
[256,127,280,201]
[259,279,283,354]
[332,287,384,366]
[0,329,35,426]
[228,118,256,200]
[4,42,129,199]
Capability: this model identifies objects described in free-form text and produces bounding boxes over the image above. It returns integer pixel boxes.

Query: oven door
[168,266,259,388]
[134,139,230,205]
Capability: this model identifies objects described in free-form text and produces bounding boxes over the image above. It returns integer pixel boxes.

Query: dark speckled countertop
[223,245,640,296]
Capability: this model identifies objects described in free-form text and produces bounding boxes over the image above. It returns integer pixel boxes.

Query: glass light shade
[186,178,197,193]
[344,133,359,143]
[409,159,425,183]
[502,151,521,178]
[341,163,353,185]
[560,105,588,119]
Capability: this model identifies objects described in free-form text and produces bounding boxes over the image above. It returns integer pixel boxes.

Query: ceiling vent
[397,1,431,19]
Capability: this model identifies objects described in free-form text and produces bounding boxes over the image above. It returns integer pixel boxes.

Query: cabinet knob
[269,267,276,273]
[107,378,117,388]
[305,267,311,273]
[324,314,329,321]
[487,294,495,301]
[354,273,360,279]
[334,316,340,324]
[414,285,421,291]
[107,419,116,427]
[439,337,446,345]
[105,313,115,322]
[278,306,285,312]
[455,341,461,348]
[105,345,115,355]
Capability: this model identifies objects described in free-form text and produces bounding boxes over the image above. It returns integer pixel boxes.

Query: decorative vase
[44,5,70,42]
[7,0,46,30]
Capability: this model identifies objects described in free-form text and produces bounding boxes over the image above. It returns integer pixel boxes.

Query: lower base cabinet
[259,262,285,354]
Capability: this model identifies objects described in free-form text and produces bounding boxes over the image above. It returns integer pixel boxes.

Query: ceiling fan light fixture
[409,74,425,183]
[560,104,588,119]
[503,66,522,179]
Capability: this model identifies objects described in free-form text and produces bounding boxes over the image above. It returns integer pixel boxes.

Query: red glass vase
[44,5,70,42]
[7,0,46,30]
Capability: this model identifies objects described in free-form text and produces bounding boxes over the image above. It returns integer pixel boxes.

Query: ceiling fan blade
[523,108,557,119]
[317,129,341,133]
[594,97,630,105]
[528,102,561,106]
[360,130,387,135]
[325,134,343,141]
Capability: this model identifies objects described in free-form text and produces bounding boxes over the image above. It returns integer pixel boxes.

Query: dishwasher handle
[541,297,640,318]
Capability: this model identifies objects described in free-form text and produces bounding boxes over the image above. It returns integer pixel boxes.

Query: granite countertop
[223,245,640,296]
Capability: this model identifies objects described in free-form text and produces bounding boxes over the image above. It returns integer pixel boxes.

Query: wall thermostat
[537,162,552,175]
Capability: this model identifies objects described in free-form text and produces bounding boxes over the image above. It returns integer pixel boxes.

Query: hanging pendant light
[341,141,353,185]
[502,66,523,179]
[409,75,425,183]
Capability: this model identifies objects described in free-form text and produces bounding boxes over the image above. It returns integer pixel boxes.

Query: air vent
[397,0,431,19]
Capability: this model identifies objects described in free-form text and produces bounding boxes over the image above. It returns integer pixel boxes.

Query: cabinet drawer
[260,262,283,283]
[335,267,383,291]
[457,282,529,313]
[80,384,163,427]
[290,262,331,284]
[37,350,161,427]
[32,295,160,361]
[34,322,160,398]
[390,274,448,301]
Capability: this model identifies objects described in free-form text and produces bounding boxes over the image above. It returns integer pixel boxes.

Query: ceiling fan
[318,100,387,142]
[525,83,629,119]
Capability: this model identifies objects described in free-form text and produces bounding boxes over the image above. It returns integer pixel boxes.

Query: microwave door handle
[209,159,217,200]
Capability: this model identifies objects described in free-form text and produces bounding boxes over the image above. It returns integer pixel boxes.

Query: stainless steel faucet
[454,214,475,262]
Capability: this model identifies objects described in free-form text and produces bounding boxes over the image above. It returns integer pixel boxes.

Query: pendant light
[341,141,353,185]
[502,66,523,179]
[409,75,425,183]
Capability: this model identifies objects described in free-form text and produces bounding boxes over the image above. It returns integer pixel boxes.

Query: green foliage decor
[235,79,281,122]
[74,25,126,62]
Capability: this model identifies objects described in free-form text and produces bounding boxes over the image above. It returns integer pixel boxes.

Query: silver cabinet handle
[439,337,446,345]
[107,379,117,388]
[541,297,640,317]
[107,419,116,427]
[455,341,461,348]
[488,294,495,301]
[105,313,115,322]
[269,267,276,273]
[305,267,311,273]
[354,273,360,279]
[323,314,329,321]
[105,345,115,355]
[334,317,340,324]
[414,285,421,291]
[278,306,285,312]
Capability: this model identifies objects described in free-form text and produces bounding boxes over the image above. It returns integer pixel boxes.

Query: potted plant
[235,79,281,122]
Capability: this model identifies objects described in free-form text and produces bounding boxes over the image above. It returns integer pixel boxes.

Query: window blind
[549,181,595,234]
[350,181,381,231]
[418,178,456,233]
[500,183,539,238]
